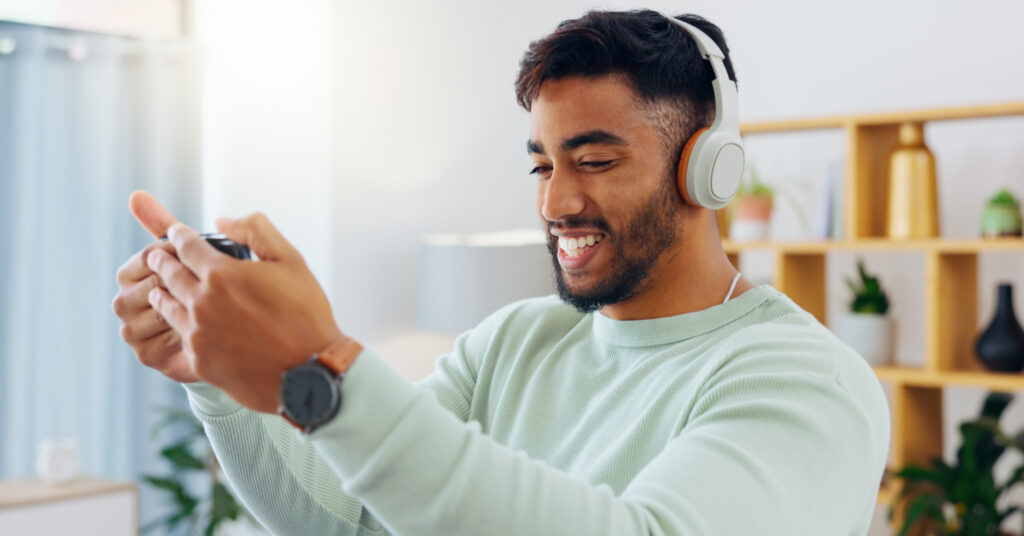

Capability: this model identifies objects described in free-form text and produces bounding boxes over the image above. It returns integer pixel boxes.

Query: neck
[599,210,754,321]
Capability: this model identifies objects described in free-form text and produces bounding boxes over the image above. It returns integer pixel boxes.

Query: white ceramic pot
[832,313,893,366]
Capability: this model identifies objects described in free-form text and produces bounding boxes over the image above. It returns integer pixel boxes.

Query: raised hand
[142,208,348,413]
[112,191,199,383]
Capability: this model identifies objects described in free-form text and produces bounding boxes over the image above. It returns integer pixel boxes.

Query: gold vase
[887,122,939,238]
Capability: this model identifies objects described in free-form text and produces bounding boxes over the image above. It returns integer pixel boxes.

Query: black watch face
[281,365,340,425]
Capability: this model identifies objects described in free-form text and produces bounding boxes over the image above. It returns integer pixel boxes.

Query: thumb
[215,212,301,263]
[129,190,178,239]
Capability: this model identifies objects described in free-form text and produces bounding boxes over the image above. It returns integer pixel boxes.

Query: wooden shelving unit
[728,102,1024,521]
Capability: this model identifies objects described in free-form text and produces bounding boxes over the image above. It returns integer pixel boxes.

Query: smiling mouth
[557,233,604,257]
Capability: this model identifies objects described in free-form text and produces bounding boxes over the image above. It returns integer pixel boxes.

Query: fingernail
[147,250,160,268]
[148,288,161,305]
[167,223,179,241]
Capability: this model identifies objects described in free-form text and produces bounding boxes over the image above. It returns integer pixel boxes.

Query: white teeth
[557,234,603,258]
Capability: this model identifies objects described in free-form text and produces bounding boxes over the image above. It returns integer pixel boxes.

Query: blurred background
[1,0,1023,534]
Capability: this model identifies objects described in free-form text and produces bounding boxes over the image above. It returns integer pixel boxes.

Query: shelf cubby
[730,101,1024,515]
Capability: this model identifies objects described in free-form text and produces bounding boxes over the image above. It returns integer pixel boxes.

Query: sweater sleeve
[302,334,889,535]
[182,382,377,535]
[180,312,499,535]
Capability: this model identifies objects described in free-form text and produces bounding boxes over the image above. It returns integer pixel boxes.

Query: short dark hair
[515,10,736,158]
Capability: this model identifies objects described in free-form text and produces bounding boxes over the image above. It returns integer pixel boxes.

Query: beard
[546,177,679,314]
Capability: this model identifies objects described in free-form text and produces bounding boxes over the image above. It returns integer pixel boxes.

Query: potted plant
[142,407,256,536]
[727,164,813,242]
[831,258,893,366]
[981,188,1023,238]
[889,391,1024,536]
[729,166,775,242]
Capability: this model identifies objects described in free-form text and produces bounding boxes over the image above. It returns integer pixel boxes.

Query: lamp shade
[417,229,555,333]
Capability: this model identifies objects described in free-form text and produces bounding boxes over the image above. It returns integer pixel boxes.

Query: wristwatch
[278,337,363,434]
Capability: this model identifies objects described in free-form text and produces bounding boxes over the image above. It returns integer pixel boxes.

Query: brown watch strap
[314,336,364,376]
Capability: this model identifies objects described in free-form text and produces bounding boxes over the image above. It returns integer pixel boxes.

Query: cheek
[535,181,546,215]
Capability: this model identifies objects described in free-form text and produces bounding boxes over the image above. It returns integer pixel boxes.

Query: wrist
[315,335,363,376]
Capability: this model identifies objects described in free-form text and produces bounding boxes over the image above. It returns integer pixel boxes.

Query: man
[113,10,889,535]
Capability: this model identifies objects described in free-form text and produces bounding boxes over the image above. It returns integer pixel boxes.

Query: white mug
[36,438,80,484]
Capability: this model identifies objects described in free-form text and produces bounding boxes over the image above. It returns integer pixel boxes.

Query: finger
[116,241,177,286]
[112,273,164,318]
[119,307,171,343]
[136,330,196,383]
[167,222,226,278]
[129,190,179,239]
[146,249,199,305]
[215,212,301,263]
[147,287,190,334]
[134,329,190,377]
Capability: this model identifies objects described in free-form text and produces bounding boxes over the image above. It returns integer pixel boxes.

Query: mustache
[547,216,613,236]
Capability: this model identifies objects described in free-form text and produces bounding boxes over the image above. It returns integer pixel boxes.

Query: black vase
[975,284,1024,372]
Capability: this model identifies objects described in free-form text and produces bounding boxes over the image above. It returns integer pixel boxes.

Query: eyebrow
[526,130,628,155]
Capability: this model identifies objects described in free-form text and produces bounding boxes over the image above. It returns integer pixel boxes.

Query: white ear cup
[685,129,745,210]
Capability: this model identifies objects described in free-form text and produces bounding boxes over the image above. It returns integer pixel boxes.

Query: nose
[539,169,586,222]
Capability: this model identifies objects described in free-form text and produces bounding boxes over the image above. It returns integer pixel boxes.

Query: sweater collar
[591,284,776,347]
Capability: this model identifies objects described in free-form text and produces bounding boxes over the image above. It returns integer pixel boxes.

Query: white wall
[201,1,1024,533]
[196,0,335,296]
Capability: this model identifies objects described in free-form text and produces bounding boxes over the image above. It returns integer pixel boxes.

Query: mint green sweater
[183,285,890,535]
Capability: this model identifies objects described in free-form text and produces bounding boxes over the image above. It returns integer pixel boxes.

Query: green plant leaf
[142,475,184,494]
[846,257,890,314]
[1011,429,1024,452]
[205,482,242,536]
[893,465,945,486]
[988,189,1020,206]
[143,474,199,534]
[211,481,241,521]
[161,442,206,472]
[981,392,1013,420]
[895,492,946,536]
[166,499,197,531]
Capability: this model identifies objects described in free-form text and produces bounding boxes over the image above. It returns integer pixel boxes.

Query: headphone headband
[665,18,725,60]
[661,14,745,210]
[662,15,740,136]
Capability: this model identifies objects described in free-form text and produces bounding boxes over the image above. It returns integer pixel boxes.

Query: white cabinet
[0,477,136,536]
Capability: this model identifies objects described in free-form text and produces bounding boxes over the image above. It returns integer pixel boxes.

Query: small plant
[889,392,1024,536]
[982,188,1024,238]
[845,258,890,315]
[732,163,812,234]
[142,407,249,536]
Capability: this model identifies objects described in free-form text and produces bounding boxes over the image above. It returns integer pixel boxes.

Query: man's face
[528,75,680,313]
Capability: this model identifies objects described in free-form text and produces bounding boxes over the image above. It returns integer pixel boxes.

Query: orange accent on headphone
[677,127,708,207]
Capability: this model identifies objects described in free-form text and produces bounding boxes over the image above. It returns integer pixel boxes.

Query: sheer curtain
[0,19,200,510]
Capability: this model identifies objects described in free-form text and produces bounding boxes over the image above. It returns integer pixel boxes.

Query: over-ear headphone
[664,16,745,210]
